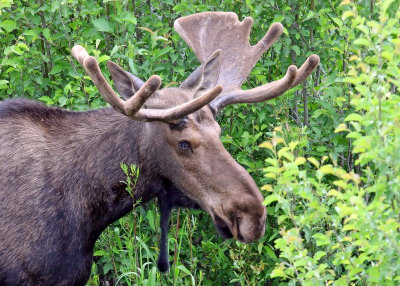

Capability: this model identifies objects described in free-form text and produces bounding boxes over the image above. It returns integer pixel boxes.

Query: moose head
[72,12,319,246]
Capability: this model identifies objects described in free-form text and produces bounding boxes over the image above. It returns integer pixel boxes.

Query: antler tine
[210,65,297,110]
[128,73,145,92]
[71,45,157,115]
[253,22,284,59]
[72,45,221,122]
[291,54,320,87]
[211,54,320,111]
[135,85,222,121]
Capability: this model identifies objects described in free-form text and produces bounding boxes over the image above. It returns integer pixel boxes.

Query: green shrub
[263,1,400,284]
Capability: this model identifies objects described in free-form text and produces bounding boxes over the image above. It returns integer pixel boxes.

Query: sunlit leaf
[335,123,349,133]
[93,18,114,33]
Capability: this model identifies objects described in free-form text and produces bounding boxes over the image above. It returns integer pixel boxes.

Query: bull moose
[0,12,319,285]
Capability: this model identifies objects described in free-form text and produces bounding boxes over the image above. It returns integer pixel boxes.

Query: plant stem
[173,208,180,286]
[302,83,309,126]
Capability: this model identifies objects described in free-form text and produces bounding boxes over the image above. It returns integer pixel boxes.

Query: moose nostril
[236,218,243,242]
[257,219,266,238]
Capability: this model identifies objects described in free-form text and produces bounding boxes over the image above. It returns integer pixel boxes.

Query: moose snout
[234,211,266,243]
[211,195,266,243]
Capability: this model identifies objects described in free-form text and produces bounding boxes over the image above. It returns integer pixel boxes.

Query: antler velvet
[71,45,222,122]
[174,12,320,112]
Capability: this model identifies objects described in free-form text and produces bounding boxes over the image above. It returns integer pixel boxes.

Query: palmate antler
[174,12,320,112]
[71,45,222,122]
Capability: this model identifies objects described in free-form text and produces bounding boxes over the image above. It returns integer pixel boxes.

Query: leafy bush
[262,1,400,284]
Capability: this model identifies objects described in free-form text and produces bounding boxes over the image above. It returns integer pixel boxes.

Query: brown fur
[0,94,265,285]
[0,99,160,285]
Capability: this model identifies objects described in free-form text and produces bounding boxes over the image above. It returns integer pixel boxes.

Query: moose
[0,12,319,285]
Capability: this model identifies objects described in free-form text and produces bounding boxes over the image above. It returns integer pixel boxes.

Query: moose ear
[107,61,137,100]
[196,49,222,92]
[180,50,222,92]
[197,50,222,91]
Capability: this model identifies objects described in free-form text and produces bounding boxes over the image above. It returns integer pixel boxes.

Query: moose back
[0,12,318,285]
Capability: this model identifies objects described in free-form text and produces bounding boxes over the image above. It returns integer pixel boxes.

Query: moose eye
[178,141,192,151]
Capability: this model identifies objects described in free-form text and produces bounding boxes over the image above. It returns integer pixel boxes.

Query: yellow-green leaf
[261,184,273,192]
[263,194,279,206]
[320,164,334,175]
[265,173,276,179]
[339,0,351,6]
[271,137,285,147]
[294,157,306,166]
[334,180,347,189]
[345,113,363,122]
[342,11,354,20]
[335,123,349,133]
[0,20,17,33]
[289,141,299,151]
[307,157,320,168]
[354,38,370,47]
[259,141,274,150]
[343,224,356,231]
[349,55,358,61]
[278,148,294,162]
[382,51,393,61]
[327,189,343,198]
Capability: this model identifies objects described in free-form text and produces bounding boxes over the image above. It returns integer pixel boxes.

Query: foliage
[1,0,399,285]
[261,1,400,284]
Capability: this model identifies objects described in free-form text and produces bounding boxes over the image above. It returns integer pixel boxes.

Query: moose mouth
[213,213,245,242]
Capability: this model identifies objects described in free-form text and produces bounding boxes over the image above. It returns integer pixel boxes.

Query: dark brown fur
[0,99,186,285]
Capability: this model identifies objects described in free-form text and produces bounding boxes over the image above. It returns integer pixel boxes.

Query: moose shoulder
[0,12,319,286]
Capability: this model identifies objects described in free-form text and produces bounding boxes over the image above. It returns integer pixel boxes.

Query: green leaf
[58,97,68,107]
[0,19,16,32]
[0,79,9,89]
[119,12,137,25]
[335,123,349,133]
[145,266,157,286]
[314,251,326,261]
[93,18,114,33]
[313,233,331,246]
[146,210,155,231]
[345,113,363,122]
[263,194,279,206]
[312,109,327,118]
[93,250,107,256]
[292,45,300,56]
[342,11,354,20]
[97,55,110,63]
[42,28,52,42]
[103,262,114,275]
[307,157,320,168]
[38,96,54,105]
[264,245,278,262]
[381,0,396,13]
[0,0,13,13]
[177,265,192,276]
[110,45,119,57]
[304,10,316,21]
[49,64,65,75]
[354,38,370,47]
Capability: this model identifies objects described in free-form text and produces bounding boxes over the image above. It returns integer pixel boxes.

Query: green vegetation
[1,0,399,285]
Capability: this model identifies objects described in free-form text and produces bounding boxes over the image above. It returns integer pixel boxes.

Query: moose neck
[47,106,163,245]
